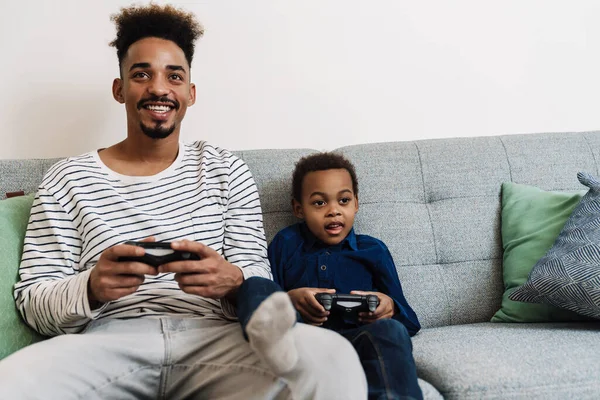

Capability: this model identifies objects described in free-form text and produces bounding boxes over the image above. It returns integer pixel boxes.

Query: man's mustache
[137,96,180,110]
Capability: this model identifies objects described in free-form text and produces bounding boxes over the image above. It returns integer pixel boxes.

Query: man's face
[293,169,359,246]
[113,37,196,140]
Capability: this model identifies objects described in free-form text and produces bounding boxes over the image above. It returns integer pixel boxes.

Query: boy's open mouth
[325,221,344,235]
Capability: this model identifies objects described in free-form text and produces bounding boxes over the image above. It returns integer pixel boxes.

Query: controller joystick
[118,241,201,268]
[314,293,381,323]
[316,293,334,311]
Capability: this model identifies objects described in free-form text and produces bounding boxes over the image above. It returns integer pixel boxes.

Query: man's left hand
[350,290,396,323]
[158,239,243,299]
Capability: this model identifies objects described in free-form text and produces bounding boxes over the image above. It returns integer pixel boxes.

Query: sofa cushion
[0,194,46,359]
[492,182,587,322]
[413,322,600,400]
[510,173,600,319]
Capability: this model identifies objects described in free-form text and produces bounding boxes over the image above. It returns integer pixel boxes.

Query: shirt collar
[300,222,358,252]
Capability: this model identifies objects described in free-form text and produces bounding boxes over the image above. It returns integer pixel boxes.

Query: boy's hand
[351,291,396,323]
[287,287,336,326]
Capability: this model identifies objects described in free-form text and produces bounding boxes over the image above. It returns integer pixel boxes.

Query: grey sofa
[2,131,600,399]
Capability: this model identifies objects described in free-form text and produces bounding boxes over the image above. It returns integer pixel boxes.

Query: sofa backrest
[2,131,600,328]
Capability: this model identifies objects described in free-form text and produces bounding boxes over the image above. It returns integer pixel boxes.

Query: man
[0,4,366,399]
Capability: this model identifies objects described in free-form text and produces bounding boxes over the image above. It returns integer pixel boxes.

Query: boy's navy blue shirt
[268,222,421,336]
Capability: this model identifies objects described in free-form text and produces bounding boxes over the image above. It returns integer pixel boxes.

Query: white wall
[1,0,600,159]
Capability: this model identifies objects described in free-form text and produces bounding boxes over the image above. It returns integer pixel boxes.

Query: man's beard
[140,121,176,139]
[137,95,180,139]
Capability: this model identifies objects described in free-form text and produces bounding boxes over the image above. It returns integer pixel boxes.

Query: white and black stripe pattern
[14,141,272,336]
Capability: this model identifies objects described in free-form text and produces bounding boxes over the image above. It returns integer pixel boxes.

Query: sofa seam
[414,142,451,326]
[263,188,588,215]
[263,194,516,214]
[413,142,439,264]
[498,136,514,183]
[581,133,600,177]
[439,378,600,398]
[362,196,495,204]
[392,257,502,269]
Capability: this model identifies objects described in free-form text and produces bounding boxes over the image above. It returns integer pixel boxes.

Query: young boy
[239,152,422,400]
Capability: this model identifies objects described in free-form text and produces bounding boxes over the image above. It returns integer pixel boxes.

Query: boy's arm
[371,244,421,336]
[267,231,285,287]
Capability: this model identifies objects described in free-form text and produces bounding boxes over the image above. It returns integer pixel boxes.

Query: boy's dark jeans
[236,277,286,337]
[236,277,423,400]
[339,321,423,400]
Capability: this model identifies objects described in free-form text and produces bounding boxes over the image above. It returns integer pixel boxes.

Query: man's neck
[98,134,181,177]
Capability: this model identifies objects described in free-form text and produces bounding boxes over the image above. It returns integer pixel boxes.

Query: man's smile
[137,97,179,121]
[142,105,174,121]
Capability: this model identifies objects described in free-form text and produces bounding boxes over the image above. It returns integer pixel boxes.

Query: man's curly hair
[292,152,359,202]
[110,3,204,70]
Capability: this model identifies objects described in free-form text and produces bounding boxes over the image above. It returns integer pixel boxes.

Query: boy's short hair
[110,4,204,71]
[292,152,359,202]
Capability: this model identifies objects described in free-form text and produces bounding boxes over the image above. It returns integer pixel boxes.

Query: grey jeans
[0,317,367,400]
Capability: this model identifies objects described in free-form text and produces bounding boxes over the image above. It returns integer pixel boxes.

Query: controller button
[320,265,327,271]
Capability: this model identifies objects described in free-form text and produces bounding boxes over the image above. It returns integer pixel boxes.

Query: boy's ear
[292,199,304,219]
[355,195,359,212]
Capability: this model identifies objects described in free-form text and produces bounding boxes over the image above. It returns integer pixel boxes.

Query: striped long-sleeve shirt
[14,141,272,336]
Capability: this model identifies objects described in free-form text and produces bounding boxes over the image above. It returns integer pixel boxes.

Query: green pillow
[491,182,589,322]
[0,194,46,359]
[510,172,600,319]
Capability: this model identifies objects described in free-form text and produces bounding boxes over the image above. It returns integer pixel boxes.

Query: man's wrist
[225,264,244,302]
[87,278,103,310]
[235,264,244,286]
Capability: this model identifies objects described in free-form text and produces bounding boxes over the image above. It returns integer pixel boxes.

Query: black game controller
[315,293,380,322]
[118,241,200,267]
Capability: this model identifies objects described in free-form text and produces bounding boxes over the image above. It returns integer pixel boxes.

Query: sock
[245,291,299,375]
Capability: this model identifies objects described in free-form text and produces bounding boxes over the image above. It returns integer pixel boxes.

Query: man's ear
[112,78,124,104]
[188,83,196,106]
[292,199,304,219]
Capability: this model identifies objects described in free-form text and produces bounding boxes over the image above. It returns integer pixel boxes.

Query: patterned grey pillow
[509,172,600,319]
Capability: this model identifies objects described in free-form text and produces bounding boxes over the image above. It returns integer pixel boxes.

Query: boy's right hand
[287,287,336,326]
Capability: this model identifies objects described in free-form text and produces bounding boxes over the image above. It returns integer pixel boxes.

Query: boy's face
[293,168,359,246]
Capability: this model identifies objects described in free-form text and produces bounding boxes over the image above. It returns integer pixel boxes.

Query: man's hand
[88,237,158,306]
[158,239,244,299]
[287,287,336,326]
[351,290,396,323]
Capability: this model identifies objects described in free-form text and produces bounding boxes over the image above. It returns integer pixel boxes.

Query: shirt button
[320,265,327,271]
[325,251,331,256]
